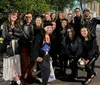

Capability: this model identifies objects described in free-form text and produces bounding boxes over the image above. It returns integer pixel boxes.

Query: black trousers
[85,54,99,78]
[38,55,50,85]
[59,54,68,72]
[70,59,78,78]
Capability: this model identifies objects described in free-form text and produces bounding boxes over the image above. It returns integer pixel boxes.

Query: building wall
[85,1,100,17]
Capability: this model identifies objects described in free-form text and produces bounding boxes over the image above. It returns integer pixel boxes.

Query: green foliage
[45,0,75,11]
[0,0,76,19]
[0,0,50,19]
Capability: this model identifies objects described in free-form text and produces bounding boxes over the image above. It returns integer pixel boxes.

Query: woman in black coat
[59,19,69,74]
[31,22,53,85]
[65,26,82,80]
[80,27,99,85]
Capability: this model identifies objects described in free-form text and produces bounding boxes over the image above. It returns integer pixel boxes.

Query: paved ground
[0,25,100,85]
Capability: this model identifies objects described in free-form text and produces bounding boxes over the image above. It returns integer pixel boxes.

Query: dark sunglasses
[25,16,32,18]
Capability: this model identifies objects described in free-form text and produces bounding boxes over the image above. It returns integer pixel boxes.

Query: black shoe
[10,81,17,85]
[83,78,92,85]
[18,83,27,85]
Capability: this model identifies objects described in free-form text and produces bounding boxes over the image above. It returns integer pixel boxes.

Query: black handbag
[0,39,7,54]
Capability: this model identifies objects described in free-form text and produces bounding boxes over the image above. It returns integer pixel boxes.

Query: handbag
[48,61,56,82]
[0,38,7,54]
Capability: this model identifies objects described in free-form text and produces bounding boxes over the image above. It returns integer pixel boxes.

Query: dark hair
[51,20,56,23]
[66,25,75,40]
[80,27,92,40]
[83,8,90,14]
[50,13,56,21]
[23,12,33,24]
[74,8,80,12]
[61,19,69,27]
[58,11,65,20]
[25,12,33,15]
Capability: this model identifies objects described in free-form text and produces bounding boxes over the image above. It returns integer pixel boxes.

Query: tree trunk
[79,0,83,12]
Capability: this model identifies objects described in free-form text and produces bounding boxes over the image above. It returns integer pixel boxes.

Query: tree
[45,0,75,11]
[0,0,50,20]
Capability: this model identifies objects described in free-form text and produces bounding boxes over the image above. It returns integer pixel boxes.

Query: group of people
[0,7,100,85]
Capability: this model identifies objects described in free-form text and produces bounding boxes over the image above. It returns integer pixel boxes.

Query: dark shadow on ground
[55,69,86,83]
[95,65,100,69]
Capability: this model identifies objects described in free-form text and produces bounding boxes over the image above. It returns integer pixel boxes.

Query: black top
[81,38,98,60]
[34,25,43,37]
[74,15,82,37]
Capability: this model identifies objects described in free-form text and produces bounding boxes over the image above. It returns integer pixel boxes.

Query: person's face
[44,26,53,34]
[10,12,18,21]
[45,34,50,43]
[75,9,81,17]
[51,22,56,30]
[81,28,88,38]
[51,13,56,20]
[83,11,90,18]
[68,14,72,20]
[45,14,51,21]
[35,18,42,27]
[25,14,32,24]
[67,28,73,39]
[59,13,64,20]
[61,20,67,29]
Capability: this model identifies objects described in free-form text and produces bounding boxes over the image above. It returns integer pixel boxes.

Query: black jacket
[65,37,82,59]
[81,18,98,37]
[20,23,34,46]
[31,31,50,61]
[1,22,23,57]
[81,37,99,60]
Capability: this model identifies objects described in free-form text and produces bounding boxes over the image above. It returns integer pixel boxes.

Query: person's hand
[85,59,89,64]
[9,32,13,35]
[50,57,52,61]
[45,51,48,55]
[36,57,43,62]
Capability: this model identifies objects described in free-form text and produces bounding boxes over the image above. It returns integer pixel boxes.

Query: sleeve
[31,34,43,61]
[75,38,82,57]
[65,45,71,57]
[13,28,24,38]
[88,39,97,59]
[65,39,71,57]
[1,24,13,40]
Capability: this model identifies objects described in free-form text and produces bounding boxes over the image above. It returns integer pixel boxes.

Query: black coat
[81,18,98,37]
[81,37,99,60]
[31,31,50,61]
[65,37,82,59]
[1,22,23,57]
[19,23,34,46]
